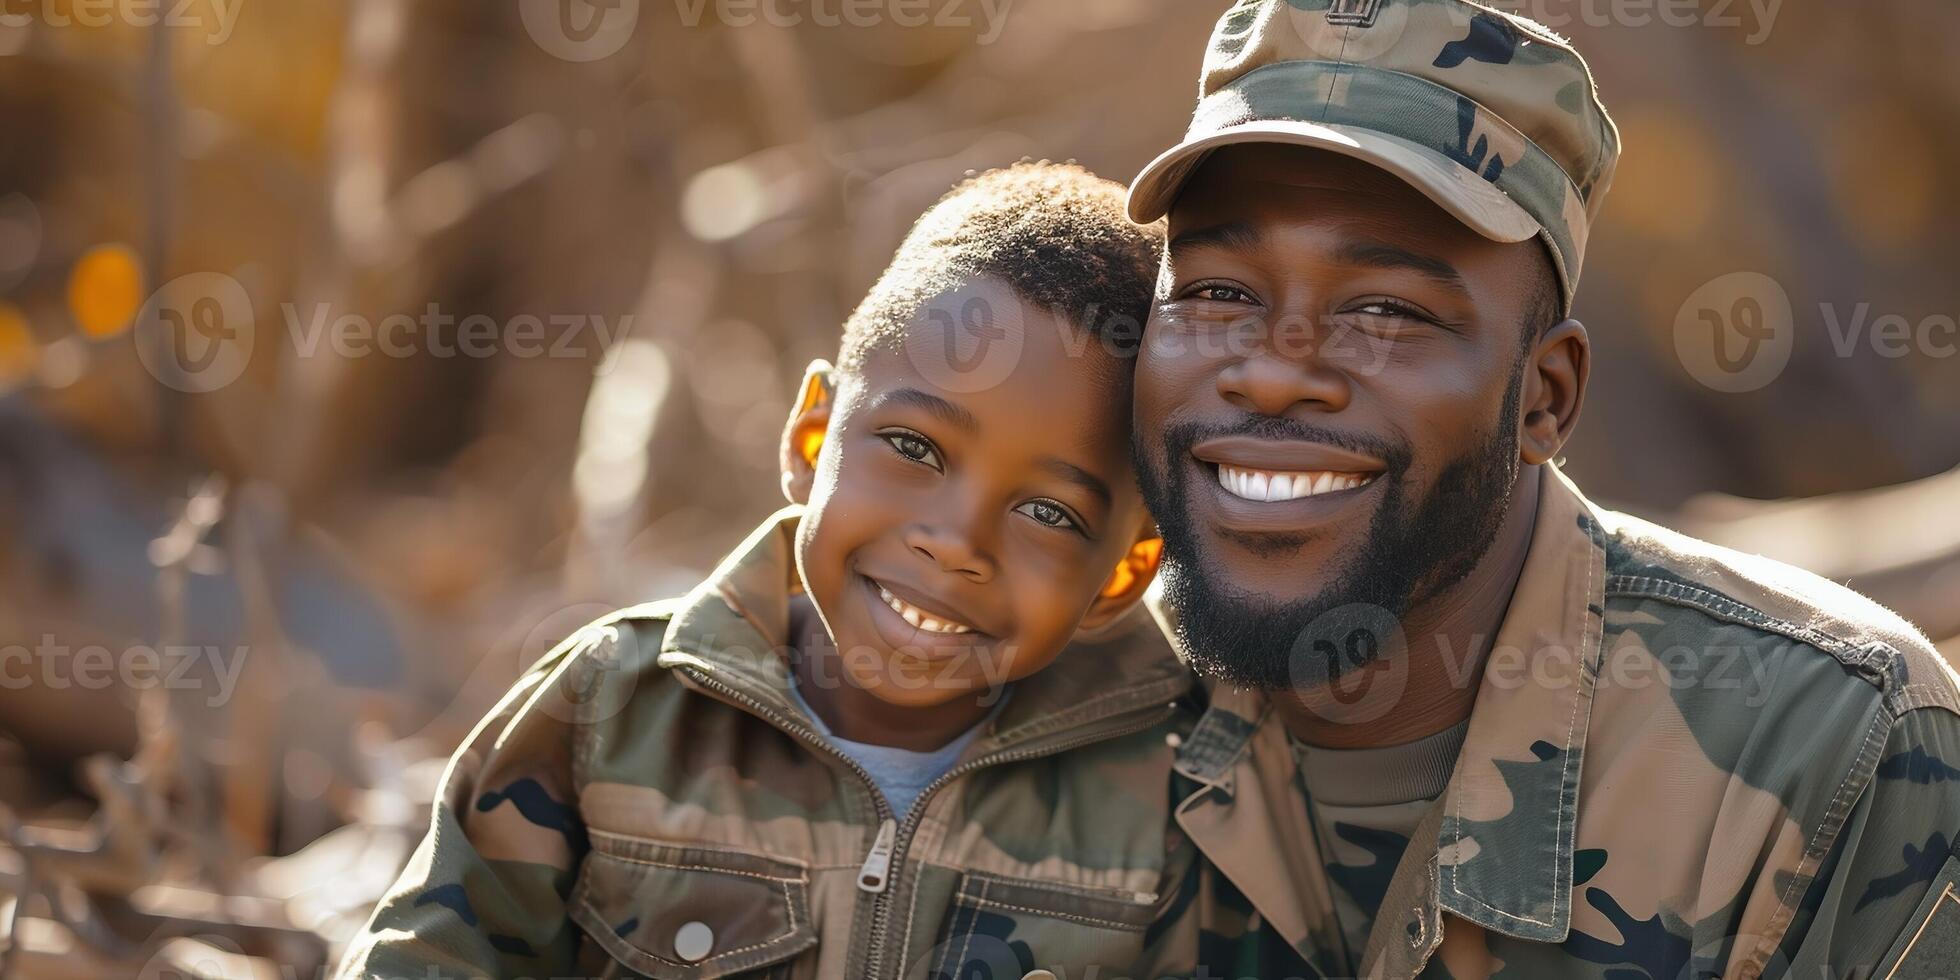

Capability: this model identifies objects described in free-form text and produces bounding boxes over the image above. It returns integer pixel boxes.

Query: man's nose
[1216,346,1353,417]
[903,521,996,584]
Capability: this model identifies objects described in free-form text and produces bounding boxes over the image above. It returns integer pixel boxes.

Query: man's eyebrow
[1168,220,1262,260]
[1333,241,1467,292]
[872,386,978,433]
[1039,457,1113,510]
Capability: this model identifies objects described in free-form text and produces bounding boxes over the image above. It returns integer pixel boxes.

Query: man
[1129,1,1960,977]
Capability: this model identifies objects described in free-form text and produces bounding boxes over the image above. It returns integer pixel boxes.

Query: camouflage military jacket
[1162,465,1960,979]
[337,510,1196,980]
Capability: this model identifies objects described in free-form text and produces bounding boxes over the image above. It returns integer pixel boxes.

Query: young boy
[338,163,1198,980]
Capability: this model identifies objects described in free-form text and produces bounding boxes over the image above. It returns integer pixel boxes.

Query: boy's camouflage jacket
[337,510,1196,980]
[1150,465,1960,979]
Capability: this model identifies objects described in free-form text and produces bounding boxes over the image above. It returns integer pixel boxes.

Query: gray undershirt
[787,677,1007,819]
[1291,718,1472,966]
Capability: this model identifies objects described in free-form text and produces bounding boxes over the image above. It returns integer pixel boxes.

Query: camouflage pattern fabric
[1291,723,1469,972]
[1146,464,1960,979]
[1128,0,1622,312]
[336,509,1200,979]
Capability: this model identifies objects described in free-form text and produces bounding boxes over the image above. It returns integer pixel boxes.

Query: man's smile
[1188,434,1387,531]
[1214,464,1376,502]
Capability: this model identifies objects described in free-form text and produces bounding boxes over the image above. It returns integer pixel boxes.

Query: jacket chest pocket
[570,831,818,979]
[925,871,1163,980]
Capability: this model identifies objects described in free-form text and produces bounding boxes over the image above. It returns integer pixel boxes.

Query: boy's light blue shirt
[788,674,1009,819]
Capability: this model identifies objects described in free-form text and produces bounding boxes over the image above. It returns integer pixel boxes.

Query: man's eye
[1350,299,1433,322]
[1015,499,1080,532]
[880,431,941,469]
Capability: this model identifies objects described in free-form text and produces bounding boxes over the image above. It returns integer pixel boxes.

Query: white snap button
[674,921,714,962]
[1023,971,1058,980]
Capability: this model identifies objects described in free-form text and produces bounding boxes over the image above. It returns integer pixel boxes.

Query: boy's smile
[866,576,978,638]
[786,276,1154,746]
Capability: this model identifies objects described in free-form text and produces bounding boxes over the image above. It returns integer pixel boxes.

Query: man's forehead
[1169,147,1483,249]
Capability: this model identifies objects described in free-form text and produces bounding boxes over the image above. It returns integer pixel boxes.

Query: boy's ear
[1076,527,1164,633]
[780,359,836,505]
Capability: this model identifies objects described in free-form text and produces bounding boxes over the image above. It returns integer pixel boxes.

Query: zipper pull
[857,818,897,893]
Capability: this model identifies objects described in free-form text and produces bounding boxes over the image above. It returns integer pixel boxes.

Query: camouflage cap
[1128,0,1621,311]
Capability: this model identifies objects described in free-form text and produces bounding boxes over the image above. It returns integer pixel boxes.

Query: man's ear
[1519,318,1589,465]
[780,359,836,505]
[1076,526,1164,633]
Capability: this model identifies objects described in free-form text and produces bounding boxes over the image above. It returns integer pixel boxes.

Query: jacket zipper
[861,701,1177,980]
[678,663,1177,980]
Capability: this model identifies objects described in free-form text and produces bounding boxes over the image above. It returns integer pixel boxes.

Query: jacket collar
[1427,462,1608,943]
[658,507,1191,750]
[1173,463,1611,960]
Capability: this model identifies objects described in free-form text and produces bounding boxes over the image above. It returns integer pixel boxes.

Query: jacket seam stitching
[1890,684,1960,716]
[571,881,804,970]
[958,895,1150,931]
[1175,700,1270,796]
[990,675,1188,746]
[897,857,928,979]
[589,849,810,885]
[1445,527,1601,932]
[961,871,1158,905]
[1604,574,1889,675]
[1746,704,1893,976]
[586,828,813,870]
[955,877,988,973]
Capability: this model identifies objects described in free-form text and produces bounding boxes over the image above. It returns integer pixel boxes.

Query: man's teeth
[1216,464,1375,502]
[877,585,973,634]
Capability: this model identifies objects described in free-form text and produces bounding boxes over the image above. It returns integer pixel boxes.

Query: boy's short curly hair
[837,161,1165,377]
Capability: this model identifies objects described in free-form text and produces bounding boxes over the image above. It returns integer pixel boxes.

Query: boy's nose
[903,524,996,584]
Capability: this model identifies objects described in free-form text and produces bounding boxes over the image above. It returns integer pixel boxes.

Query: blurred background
[0,0,1955,975]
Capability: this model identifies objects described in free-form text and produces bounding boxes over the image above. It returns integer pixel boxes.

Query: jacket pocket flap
[953,870,1163,931]
[571,831,817,978]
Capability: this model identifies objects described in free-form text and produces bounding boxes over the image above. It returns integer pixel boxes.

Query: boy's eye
[879,430,942,470]
[1015,499,1080,533]
[1190,283,1255,304]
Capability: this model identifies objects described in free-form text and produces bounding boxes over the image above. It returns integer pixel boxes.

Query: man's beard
[1134,375,1523,692]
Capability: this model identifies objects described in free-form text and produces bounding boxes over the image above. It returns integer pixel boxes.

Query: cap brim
[1127,119,1542,245]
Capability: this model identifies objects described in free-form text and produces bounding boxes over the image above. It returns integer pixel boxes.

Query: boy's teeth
[1216,464,1375,502]
[877,585,973,634]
